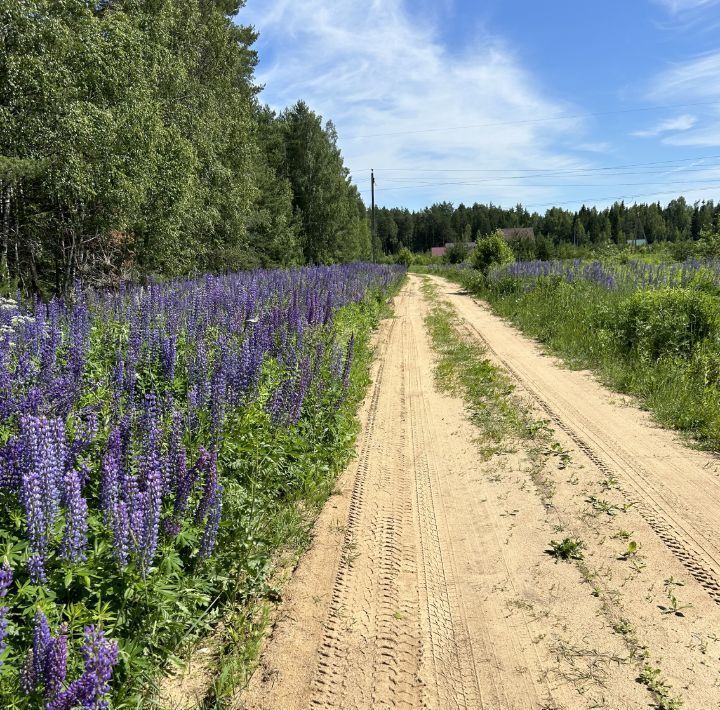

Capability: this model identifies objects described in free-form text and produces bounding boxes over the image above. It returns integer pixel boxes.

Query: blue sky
[241,0,720,212]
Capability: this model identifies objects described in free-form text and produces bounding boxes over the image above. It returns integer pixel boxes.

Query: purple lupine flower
[18,416,66,582]
[60,469,88,563]
[0,562,12,665]
[46,626,119,710]
[134,425,164,575]
[160,332,177,381]
[163,448,203,536]
[21,652,37,694]
[0,436,22,490]
[288,356,312,425]
[198,483,223,560]
[28,609,51,690]
[140,466,163,575]
[44,623,68,698]
[100,428,132,567]
[67,410,98,471]
[209,360,226,442]
[194,449,219,526]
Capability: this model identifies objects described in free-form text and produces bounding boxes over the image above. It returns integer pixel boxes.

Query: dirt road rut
[238,276,720,710]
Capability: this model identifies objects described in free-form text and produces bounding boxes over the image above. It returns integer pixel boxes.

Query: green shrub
[459,270,488,294]
[396,247,413,268]
[444,242,470,264]
[612,288,719,359]
[471,231,514,274]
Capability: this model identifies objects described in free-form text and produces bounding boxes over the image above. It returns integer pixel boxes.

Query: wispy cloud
[648,51,720,99]
[654,0,720,13]
[242,0,588,209]
[632,114,697,137]
[642,51,720,147]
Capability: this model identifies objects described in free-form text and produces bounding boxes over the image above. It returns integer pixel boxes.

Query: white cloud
[663,127,720,145]
[242,0,588,209]
[649,51,720,99]
[654,0,720,13]
[641,51,720,147]
[632,114,697,137]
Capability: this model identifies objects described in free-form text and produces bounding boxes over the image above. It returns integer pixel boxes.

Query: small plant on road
[620,540,639,559]
[659,577,692,617]
[549,536,585,561]
[638,663,684,709]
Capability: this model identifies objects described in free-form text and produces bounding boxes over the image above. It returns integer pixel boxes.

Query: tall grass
[433,264,720,450]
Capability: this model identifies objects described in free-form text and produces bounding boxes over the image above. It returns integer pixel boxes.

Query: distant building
[431,228,535,257]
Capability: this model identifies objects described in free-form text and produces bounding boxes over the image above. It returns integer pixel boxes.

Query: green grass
[420,278,535,454]
[433,267,720,451]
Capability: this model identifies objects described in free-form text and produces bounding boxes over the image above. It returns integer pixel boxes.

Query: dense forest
[377,198,720,257]
[0,1,372,295]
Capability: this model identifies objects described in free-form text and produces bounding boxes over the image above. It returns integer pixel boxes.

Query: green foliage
[549,537,585,561]
[0,3,367,294]
[278,102,371,265]
[436,262,720,449]
[421,278,533,453]
[375,195,719,259]
[471,232,515,274]
[612,288,718,359]
[443,242,470,264]
[638,664,684,709]
[396,247,414,268]
[0,283,397,705]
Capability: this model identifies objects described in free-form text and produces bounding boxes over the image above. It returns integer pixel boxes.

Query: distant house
[431,227,534,257]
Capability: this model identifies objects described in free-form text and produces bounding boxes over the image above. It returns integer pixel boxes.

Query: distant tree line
[377,198,720,258]
[0,1,370,295]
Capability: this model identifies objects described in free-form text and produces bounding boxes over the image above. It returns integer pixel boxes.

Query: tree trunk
[0,182,11,284]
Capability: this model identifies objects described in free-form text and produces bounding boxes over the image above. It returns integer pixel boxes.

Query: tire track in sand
[239,276,651,710]
[430,274,720,606]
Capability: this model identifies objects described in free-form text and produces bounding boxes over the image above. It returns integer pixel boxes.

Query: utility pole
[371,169,377,263]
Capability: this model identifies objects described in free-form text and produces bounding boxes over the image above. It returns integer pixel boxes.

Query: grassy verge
[427,265,720,450]
[420,278,536,453]
[158,283,402,707]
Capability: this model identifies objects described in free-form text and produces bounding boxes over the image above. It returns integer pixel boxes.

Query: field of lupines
[429,257,720,449]
[491,257,720,291]
[0,263,404,706]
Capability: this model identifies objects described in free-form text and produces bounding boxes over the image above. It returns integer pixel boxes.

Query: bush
[612,288,719,359]
[444,242,470,264]
[471,231,514,274]
[396,247,413,268]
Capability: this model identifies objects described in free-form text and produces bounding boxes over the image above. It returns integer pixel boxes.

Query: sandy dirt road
[237,275,720,710]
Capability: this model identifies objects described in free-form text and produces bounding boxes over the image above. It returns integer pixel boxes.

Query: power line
[349,153,720,175]
[354,164,720,186]
[363,184,720,209]
[358,176,720,194]
[520,185,720,210]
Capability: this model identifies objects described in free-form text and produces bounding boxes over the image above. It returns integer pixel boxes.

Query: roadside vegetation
[1,3,374,296]
[427,246,720,450]
[0,264,403,706]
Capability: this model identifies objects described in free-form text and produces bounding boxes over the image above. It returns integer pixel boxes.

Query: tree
[471,231,514,274]
[279,102,370,264]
